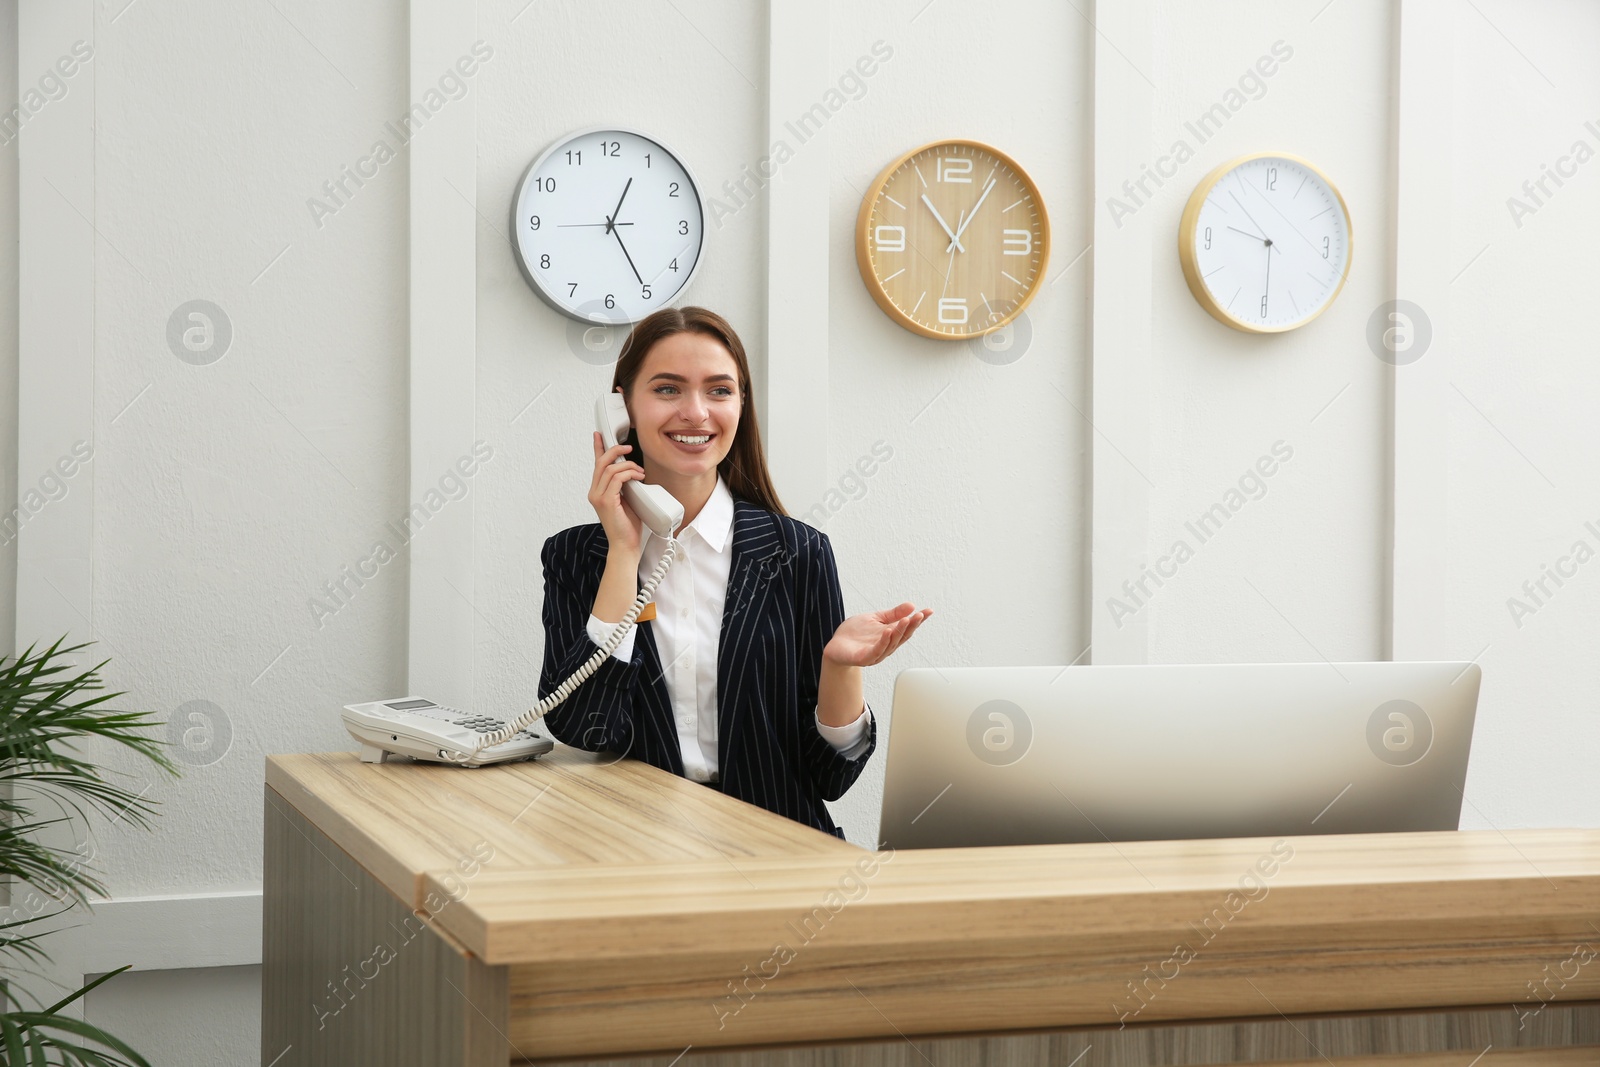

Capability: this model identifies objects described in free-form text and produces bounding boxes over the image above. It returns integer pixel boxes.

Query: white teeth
[670,434,711,444]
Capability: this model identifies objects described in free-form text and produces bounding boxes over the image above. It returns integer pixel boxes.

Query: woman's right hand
[590,431,645,558]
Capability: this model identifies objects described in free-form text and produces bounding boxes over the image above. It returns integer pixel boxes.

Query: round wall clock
[855,139,1049,340]
[512,127,705,325]
[1178,152,1352,333]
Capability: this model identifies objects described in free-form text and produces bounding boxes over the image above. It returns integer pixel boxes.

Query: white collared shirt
[585,475,870,783]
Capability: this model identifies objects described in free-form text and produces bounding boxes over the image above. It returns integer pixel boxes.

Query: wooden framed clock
[511,126,706,325]
[855,139,1050,340]
[1177,152,1352,333]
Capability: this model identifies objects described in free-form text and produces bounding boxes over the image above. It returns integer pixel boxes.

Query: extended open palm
[823,602,934,668]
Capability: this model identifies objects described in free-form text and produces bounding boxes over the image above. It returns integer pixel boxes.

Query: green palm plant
[0,637,179,1066]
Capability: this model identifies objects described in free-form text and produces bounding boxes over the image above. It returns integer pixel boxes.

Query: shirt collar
[647,474,734,554]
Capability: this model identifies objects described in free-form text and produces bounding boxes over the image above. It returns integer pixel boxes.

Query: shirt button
[684,656,694,669]
[680,607,689,617]
[679,716,692,727]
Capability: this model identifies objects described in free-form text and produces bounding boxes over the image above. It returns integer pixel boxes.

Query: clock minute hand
[1262,240,1272,314]
[611,226,644,286]
[920,194,966,254]
[947,177,997,250]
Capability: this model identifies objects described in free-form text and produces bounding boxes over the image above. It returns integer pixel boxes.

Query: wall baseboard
[71,890,262,975]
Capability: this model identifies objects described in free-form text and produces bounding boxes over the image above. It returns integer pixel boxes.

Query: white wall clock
[512,127,705,325]
[1178,152,1352,333]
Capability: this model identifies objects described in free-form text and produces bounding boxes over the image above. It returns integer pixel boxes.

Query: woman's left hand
[823,602,933,668]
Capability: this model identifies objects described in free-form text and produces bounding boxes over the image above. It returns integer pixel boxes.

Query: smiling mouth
[667,432,715,445]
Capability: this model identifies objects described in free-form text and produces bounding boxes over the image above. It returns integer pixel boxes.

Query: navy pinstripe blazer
[538,498,876,839]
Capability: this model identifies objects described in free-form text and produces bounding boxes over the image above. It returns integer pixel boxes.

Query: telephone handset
[596,392,684,538]
[341,393,684,768]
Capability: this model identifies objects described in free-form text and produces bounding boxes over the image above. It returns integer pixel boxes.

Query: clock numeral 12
[937,157,971,183]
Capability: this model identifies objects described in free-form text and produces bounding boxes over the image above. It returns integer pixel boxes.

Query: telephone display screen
[384,699,436,711]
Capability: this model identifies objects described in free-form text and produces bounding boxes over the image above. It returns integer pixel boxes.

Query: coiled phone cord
[439,535,681,763]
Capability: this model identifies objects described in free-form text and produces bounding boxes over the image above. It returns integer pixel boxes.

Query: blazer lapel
[716,500,789,776]
[583,527,680,775]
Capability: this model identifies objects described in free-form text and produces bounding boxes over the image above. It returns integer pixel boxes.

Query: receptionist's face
[626,331,742,481]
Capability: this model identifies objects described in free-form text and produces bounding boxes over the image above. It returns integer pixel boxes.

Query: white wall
[5,2,1596,1065]
[1442,0,1600,827]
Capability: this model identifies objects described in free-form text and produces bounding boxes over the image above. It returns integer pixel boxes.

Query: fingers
[591,438,643,492]
[881,608,931,659]
[874,601,917,623]
[597,464,644,506]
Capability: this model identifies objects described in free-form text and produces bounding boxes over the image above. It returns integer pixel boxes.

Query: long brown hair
[611,306,787,516]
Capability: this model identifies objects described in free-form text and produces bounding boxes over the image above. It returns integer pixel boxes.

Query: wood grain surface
[423,829,1599,1057]
[264,751,1599,1063]
[265,749,854,907]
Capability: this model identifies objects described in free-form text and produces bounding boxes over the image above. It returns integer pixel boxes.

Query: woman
[538,306,932,839]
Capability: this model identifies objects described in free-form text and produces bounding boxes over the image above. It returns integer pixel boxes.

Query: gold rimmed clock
[1178,152,1352,333]
[855,139,1049,340]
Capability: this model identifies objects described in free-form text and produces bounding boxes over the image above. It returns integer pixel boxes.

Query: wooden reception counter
[262,749,1600,1066]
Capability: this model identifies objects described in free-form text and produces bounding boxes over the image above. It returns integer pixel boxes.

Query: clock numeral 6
[937,297,968,325]
[1001,229,1032,256]
[873,225,905,253]
[605,294,616,309]
[937,157,971,183]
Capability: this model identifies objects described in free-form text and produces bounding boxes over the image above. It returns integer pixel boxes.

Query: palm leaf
[0,638,178,1067]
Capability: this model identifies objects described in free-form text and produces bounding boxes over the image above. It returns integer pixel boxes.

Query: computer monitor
[877,661,1481,850]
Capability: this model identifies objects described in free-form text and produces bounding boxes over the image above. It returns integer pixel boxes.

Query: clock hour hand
[921,194,966,254]
[1226,224,1267,244]
[1227,189,1279,253]
[605,177,634,236]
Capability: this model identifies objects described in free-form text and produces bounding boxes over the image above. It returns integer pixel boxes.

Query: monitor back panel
[877,662,1480,850]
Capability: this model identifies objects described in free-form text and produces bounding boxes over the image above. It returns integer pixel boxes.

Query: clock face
[512,128,705,324]
[1178,154,1352,333]
[856,140,1049,340]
